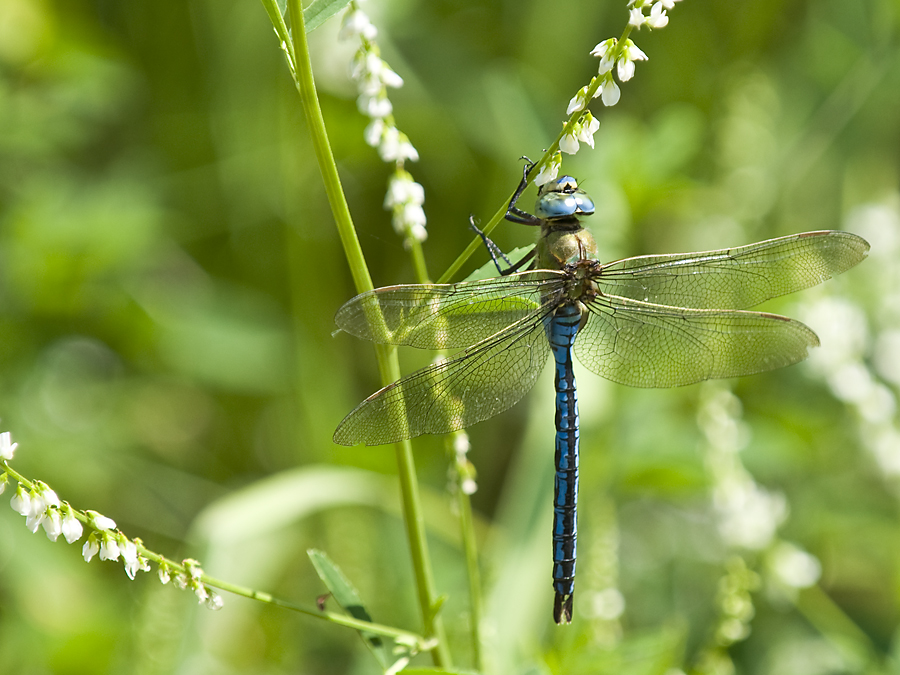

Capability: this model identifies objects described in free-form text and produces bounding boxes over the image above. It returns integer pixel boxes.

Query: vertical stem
[285,2,450,666]
[447,435,483,671]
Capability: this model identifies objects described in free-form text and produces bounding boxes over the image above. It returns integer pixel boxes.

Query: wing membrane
[574,294,819,388]
[334,270,563,349]
[596,231,868,309]
[333,309,553,446]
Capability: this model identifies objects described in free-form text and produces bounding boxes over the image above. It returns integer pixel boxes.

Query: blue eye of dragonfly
[332,162,869,624]
[534,176,595,220]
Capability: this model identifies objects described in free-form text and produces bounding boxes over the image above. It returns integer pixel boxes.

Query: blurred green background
[1,0,899,673]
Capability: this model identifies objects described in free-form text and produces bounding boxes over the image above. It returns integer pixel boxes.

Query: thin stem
[285,1,450,667]
[197,571,428,645]
[446,436,483,671]
[795,584,881,667]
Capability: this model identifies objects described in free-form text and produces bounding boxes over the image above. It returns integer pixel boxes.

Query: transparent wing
[334,270,564,349]
[574,294,819,388]
[333,309,554,446]
[596,231,869,309]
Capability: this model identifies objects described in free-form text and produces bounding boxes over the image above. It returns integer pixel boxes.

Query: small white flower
[533,155,561,186]
[0,432,18,460]
[576,114,600,148]
[37,484,60,509]
[99,532,121,561]
[0,474,7,496]
[24,488,49,533]
[206,592,224,611]
[10,484,32,516]
[560,132,580,155]
[646,2,670,28]
[357,93,392,119]
[83,533,100,562]
[380,64,404,89]
[184,559,203,580]
[769,542,821,589]
[628,7,646,27]
[159,564,172,585]
[601,79,621,106]
[120,537,140,579]
[194,584,210,603]
[87,511,116,531]
[659,0,681,9]
[385,174,424,207]
[590,39,617,75]
[174,573,188,590]
[399,202,426,228]
[379,128,418,162]
[42,509,62,542]
[60,508,83,544]
[378,126,401,160]
[364,118,385,147]
[567,87,588,114]
[339,9,377,41]
[395,136,419,163]
[617,40,648,82]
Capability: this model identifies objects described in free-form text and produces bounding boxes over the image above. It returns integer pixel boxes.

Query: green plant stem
[199,573,428,644]
[446,436,483,671]
[795,584,880,668]
[285,1,450,667]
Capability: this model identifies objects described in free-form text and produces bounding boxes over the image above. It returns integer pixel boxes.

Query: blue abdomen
[547,302,581,624]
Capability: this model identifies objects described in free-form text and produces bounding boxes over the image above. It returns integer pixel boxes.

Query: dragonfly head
[535,176,595,220]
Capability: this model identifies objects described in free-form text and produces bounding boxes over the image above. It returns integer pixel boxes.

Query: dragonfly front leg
[506,157,543,226]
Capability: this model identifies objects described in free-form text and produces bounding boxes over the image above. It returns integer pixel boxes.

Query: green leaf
[279,0,351,34]
[308,549,389,668]
[303,0,351,32]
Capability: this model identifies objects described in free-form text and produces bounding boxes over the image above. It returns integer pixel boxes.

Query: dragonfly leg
[469,216,535,275]
[506,157,543,226]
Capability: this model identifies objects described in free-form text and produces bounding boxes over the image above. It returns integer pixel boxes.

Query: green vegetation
[0,0,898,673]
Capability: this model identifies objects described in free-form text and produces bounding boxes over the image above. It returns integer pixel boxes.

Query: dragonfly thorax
[538,222,600,270]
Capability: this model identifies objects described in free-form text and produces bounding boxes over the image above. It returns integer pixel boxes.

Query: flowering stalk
[438,0,681,284]
[339,1,430,283]
[1,437,432,646]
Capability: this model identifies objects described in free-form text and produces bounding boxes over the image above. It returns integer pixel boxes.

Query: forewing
[334,271,563,349]
[597,231,869,309]
[574,294,820,388]
[333,310,553,446]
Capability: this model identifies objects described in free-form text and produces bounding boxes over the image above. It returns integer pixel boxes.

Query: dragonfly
[332,163,869,624]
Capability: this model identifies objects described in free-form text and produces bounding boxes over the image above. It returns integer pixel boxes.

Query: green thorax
[536,218,600,270]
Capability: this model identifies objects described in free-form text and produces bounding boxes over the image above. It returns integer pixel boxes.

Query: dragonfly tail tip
[553,592,574,624]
